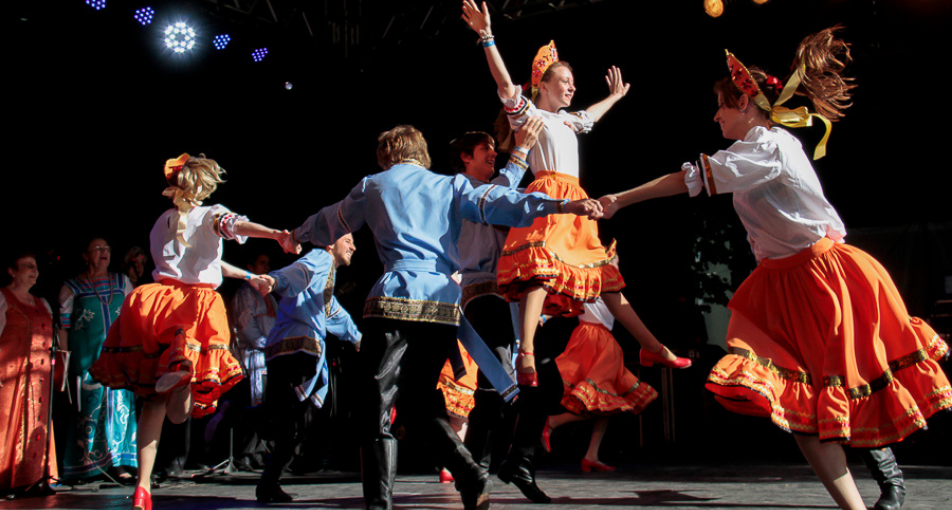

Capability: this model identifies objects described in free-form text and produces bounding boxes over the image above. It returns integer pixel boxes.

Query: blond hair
[376,125,431,170]
[175,154,226,202]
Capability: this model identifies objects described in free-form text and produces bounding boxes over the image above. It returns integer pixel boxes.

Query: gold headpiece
[530,41,559,97]
[726,49,833,159]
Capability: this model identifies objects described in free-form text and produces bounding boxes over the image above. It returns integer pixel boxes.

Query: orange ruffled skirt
[556,321,657,416]
[706,238,951,447]
[437,341,478,419]
[89,280,244,418]
[496,172,624,317]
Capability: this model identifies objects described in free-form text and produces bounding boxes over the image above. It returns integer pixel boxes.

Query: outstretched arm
[233,221,301,254]
[599,170,689,219]
[222,260,275,295]
[462,0,519,100]
[585,66,630,123]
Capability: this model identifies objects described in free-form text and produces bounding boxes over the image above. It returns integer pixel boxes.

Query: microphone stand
[23,322,64,496]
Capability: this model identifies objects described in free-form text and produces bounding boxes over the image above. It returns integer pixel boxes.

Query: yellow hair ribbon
[770,66,831,160]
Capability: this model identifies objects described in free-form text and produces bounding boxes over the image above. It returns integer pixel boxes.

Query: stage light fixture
[134,7,155,26]
[86,0,107,10]
[252,48,269,62]
[165,22,196,54]
[213,34,231,50]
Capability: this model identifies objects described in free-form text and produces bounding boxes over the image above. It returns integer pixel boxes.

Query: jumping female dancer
[544,296,658,472]
[598,28,951,510]
[461,0,689,387]
[89,154,298,510]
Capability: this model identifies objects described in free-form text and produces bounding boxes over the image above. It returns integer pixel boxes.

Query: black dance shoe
[255,483,295,503]
[458,473,492,510]
[497,458,551,504]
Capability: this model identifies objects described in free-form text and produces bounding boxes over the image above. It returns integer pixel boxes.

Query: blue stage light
[86,0,107,10]
[212,34,231,50]
[252,48,268,62]
[134,7,155,26]
[164,22,196,54]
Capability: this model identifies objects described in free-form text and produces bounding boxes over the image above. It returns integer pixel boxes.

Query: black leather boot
[497,456,551,504]
[419,416,491,510]
[361,438,397,510]
[859,447,906,510]
[466,389,505,472]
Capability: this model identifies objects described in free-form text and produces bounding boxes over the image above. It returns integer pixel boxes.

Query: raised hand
[514,116,545,150]
[605,66,630,98]
[598,194,620,219]
[564,199,604,220]
[461,0,491,36]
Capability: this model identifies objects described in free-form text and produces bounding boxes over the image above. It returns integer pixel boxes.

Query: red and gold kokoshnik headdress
[725,49,833,159]
[530,40,558,96]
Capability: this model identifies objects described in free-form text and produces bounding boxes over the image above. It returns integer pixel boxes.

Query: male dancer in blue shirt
[255,234,361,503]
[289,124,601,510]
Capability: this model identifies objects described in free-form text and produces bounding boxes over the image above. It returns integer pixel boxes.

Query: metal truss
[194,0,606,61]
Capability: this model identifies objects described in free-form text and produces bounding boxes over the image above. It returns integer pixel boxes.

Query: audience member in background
[58,238,137,484]
[0,252,59,494]
[122,247,150,287]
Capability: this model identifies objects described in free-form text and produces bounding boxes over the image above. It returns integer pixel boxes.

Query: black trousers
[359,318,482,510]
[259,353,320,486]
[463,295,515,468]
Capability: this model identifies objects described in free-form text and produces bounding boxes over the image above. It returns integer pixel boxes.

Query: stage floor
[5,462,949,509]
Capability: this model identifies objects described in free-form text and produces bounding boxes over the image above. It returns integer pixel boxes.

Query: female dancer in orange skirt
[462,1,690,386]
[544,296,658,472]
[435,340,478,483]
[89,154,298,510]
[598,28,951,510]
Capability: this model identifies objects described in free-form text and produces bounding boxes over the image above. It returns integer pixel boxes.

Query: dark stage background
[6,0,951,468]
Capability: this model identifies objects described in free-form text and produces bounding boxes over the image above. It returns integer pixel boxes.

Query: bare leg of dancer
[794,434,866,510]
[166,385,193,426]
[583,418,609,463]
[516,286,547,383]
[135,400,166,494]
[602,292,680,363]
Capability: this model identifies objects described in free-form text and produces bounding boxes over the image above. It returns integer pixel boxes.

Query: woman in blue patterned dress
[58,238,137,483]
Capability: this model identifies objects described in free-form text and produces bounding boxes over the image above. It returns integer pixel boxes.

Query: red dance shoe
[132,486,152,510]
[439,468,455,484]
[541,418,554,453]
[515,350,539,387]
[581,458,616,473]
[639,347,692,369]
[155,359,193,394]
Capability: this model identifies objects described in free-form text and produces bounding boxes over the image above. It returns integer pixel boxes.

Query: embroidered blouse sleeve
[58,284,75,329]
[210,205,250,244]
[498,91,536,130]
[294,178,369,247]
[706,137,783,195]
